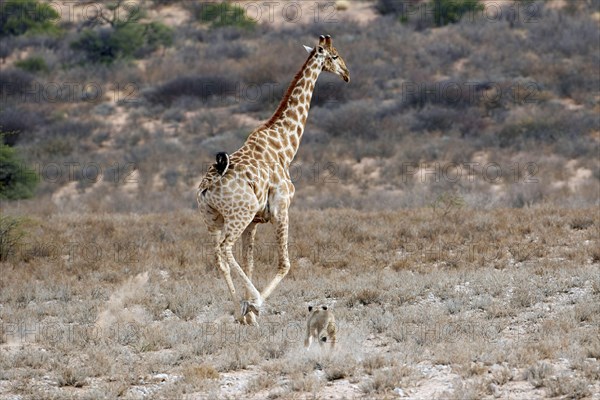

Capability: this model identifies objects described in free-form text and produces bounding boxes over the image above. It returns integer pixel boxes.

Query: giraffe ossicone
[197,35,350,325]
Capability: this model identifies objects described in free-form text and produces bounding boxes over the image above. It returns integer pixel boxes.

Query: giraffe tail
[198,152,230,195]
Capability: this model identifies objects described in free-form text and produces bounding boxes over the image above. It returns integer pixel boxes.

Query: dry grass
[0,206,598,398]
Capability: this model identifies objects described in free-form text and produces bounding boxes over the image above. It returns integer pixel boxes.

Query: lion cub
[305,305,337,349]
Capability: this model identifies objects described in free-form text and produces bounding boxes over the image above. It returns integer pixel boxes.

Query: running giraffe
[197,35,349,325]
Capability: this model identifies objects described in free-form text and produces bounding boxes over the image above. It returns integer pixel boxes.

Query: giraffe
[197,35,350,325]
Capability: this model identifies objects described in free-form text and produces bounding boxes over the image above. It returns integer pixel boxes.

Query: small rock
[393,387,405,397]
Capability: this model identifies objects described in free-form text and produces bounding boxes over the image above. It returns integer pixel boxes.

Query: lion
[304,305,337,349]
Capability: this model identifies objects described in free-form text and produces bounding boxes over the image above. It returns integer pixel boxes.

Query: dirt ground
[1,207,599,399]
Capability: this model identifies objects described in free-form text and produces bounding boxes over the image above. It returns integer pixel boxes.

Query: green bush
[0,135,38,200]
[194,2,256,29]
[71,22,173,64]
[144,21,174,50]
[432,0,484,26]
[70,0,173,64]
[152,0,180,6]
[378,0,484,27]
[15,56,48,73]
[0,0,61,37]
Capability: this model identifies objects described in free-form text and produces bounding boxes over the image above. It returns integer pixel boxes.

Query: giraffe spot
[292,87,302,96]
[254,144,265,152]
[269,138,283,150]
[298,105,305,115]
[286,110,298,121]
[290,135,298,148]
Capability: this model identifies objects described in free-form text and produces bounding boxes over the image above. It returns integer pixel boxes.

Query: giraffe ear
[303,45,313,53]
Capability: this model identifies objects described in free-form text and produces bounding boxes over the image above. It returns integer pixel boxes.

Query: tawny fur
[196,35,350,325]
[305,305,337,349]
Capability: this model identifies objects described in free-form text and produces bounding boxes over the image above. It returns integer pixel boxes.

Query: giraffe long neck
[258,52,322,167]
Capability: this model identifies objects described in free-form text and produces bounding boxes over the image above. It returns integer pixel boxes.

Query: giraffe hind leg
[241,222,258,298]
[208,227,243,321]
[221,217,263,321]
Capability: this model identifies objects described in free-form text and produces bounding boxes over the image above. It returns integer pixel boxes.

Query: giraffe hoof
[241,300,261,317]
[235,311,259,326]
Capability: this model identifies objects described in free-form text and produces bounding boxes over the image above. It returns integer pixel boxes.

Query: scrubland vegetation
[1,208,599,398]
[1,0,599,398]
[0,0,597,211]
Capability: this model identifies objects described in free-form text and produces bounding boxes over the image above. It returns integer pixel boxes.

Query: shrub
[0,215,26,261]
[0,69,34,98]
[0,137,38,200]
[0,0,61,37]
[311,101,380,140]
[190,2,256,29]
[312,77,349,108]
[0,36,15,61]
[144,75,237,106]
[432,0,484,26]
[411,104,462,133]
[143,22,174,51]
[376,0,484,26]
[15,55,48,73]
[0,107,44,145]
[375,0,417,17]
[497,119,562,148]
[71,21,173,64]
[152,0,181,6]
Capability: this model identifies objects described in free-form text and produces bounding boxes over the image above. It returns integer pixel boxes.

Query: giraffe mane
[263,47,317,128]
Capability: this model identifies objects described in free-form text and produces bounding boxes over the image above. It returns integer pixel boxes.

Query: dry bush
[360,365,413,395]
[545,376,591,399]
[245,372,277,393]
[56,366,88,388]
[442,379,486,400]
[143,75,238,106]
[347,288,382,307]
[182,364,220,382]
[526,361,554,388]
[289,370,321,393]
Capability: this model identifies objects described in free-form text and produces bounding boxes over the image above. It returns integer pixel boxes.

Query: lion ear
[322,305,328,310]
[308,306,313,312]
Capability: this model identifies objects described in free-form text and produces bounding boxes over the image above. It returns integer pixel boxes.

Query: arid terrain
[1,0,599,399]
[1,208,599,399]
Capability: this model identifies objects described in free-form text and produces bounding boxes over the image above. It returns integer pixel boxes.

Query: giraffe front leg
[261,207,290,301]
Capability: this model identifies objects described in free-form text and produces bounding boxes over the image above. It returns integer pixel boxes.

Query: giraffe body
[197,35,349,324]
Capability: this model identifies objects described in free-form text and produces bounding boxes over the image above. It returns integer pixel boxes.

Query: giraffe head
[304,35,350,83]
